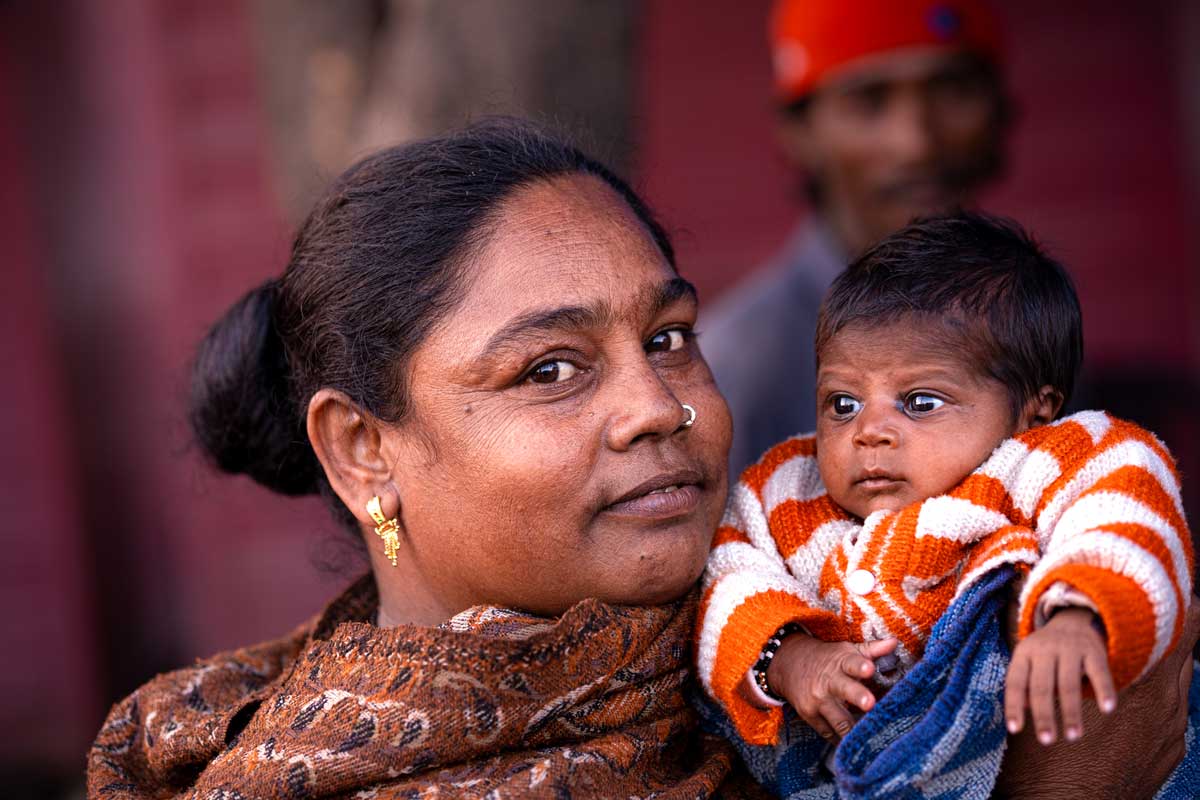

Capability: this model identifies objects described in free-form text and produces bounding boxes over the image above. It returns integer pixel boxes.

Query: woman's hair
[190,118,674,527]
[814,211,1083,418]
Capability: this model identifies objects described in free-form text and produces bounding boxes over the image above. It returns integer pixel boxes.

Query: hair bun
[189,278,322,495]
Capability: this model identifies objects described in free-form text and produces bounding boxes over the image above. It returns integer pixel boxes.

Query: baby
[697,212,1192,753]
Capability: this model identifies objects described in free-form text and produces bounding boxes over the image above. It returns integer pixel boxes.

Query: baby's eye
[830,394,862,417]
[646,329,687,353]
[527,360,579,384]
[905,393,945,414]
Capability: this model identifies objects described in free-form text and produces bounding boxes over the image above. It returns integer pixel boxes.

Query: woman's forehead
[457,175,679,329]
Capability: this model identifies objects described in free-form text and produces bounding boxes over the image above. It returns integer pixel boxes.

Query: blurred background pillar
[251,0,637,220]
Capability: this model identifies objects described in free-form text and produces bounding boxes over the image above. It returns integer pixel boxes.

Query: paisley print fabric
[88,575,758,799]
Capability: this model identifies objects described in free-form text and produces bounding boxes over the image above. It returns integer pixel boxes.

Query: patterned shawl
[88,575,762,799]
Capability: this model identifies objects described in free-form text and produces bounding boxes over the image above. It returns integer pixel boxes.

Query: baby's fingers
[839,648,876,681]
[1083,648,1117,714]
[859,637,899,660]
[1056,654,1084,741]
[799,708,839,742]
[819,698,857,740]
[1005,652,1030,733]
[829,672,876,713]
[1029,655,1059,745]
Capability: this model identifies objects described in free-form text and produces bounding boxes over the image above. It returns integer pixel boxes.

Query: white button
[847,569,876,595]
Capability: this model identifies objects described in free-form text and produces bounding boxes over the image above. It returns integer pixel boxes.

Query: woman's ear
[306,388,397,527]
[1015,385,1065,433]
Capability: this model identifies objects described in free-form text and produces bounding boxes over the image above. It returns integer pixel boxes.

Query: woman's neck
[370,550,457,627]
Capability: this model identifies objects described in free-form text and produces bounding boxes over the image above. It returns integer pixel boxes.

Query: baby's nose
[852,408,899,447]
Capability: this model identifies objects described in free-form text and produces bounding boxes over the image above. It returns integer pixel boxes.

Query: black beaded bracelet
[752,622,806,702]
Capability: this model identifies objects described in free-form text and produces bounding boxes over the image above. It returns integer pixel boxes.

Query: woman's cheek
[456,411,597,540]
[679,364,732,456]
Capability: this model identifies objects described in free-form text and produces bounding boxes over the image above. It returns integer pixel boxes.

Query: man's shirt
[700,221,845,475]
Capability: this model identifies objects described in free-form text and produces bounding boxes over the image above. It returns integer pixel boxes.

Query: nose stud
[680,403,697,429]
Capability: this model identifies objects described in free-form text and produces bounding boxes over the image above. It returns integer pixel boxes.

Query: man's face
[780,47,1007,254]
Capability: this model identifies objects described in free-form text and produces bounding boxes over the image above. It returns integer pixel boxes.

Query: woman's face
[382,174,732,616]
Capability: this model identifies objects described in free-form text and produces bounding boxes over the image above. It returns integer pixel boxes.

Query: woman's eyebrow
[650,277,698,316]
[478,304,609,362]
[477,277,698,363]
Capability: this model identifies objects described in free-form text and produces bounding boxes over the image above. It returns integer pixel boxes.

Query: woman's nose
[603,359,686,452]
[852,405,899,448]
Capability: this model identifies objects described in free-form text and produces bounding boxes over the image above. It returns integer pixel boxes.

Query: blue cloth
[694,565,1200,799]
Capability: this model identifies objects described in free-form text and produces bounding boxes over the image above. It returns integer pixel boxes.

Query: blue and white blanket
[695,565,1200,799]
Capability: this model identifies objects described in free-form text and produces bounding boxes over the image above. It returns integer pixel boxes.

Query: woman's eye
[905,393,945,414]
[646,329,687,353]
[831,394,862,416]
[527,360,578,384]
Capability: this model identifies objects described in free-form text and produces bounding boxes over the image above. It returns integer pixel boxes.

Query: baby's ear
[1018,385,1065,431]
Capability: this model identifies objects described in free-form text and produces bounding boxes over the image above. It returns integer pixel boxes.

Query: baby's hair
[815,211,1083,418]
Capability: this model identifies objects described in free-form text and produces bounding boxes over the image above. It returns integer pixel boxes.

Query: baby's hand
[766,634,899,741]
[1005,607,1116,745]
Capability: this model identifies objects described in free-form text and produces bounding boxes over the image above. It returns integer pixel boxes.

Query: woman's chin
[603,541,710,607]
[621,579,700,607]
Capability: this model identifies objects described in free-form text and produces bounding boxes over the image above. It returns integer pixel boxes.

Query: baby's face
[815,319,1018,518]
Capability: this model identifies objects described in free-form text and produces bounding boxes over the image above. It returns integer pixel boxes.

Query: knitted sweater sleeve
[696,436,856,746]
[1008,411,1193,687]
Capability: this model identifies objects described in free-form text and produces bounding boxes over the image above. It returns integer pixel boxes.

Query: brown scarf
[89,575,761,798]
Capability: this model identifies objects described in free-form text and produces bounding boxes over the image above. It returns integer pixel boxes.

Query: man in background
[702,0,1011,473]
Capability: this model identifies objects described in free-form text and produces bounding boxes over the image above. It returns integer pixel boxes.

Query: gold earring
[366,495,400,567]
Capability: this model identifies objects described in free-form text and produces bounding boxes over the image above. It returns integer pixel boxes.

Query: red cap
[770,0,1004,102]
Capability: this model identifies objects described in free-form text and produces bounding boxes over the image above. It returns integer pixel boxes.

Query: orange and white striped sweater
[697,410,1193,746]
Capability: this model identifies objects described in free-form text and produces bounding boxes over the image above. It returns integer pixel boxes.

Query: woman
[88,120,1192,799]
[90,119,746,798]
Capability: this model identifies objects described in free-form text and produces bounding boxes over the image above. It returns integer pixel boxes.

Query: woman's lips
[601,468,705,519]
[602,484,703,518]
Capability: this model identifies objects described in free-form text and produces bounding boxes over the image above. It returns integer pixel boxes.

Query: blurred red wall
[0,39,100,772]
[3,0,349,781]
